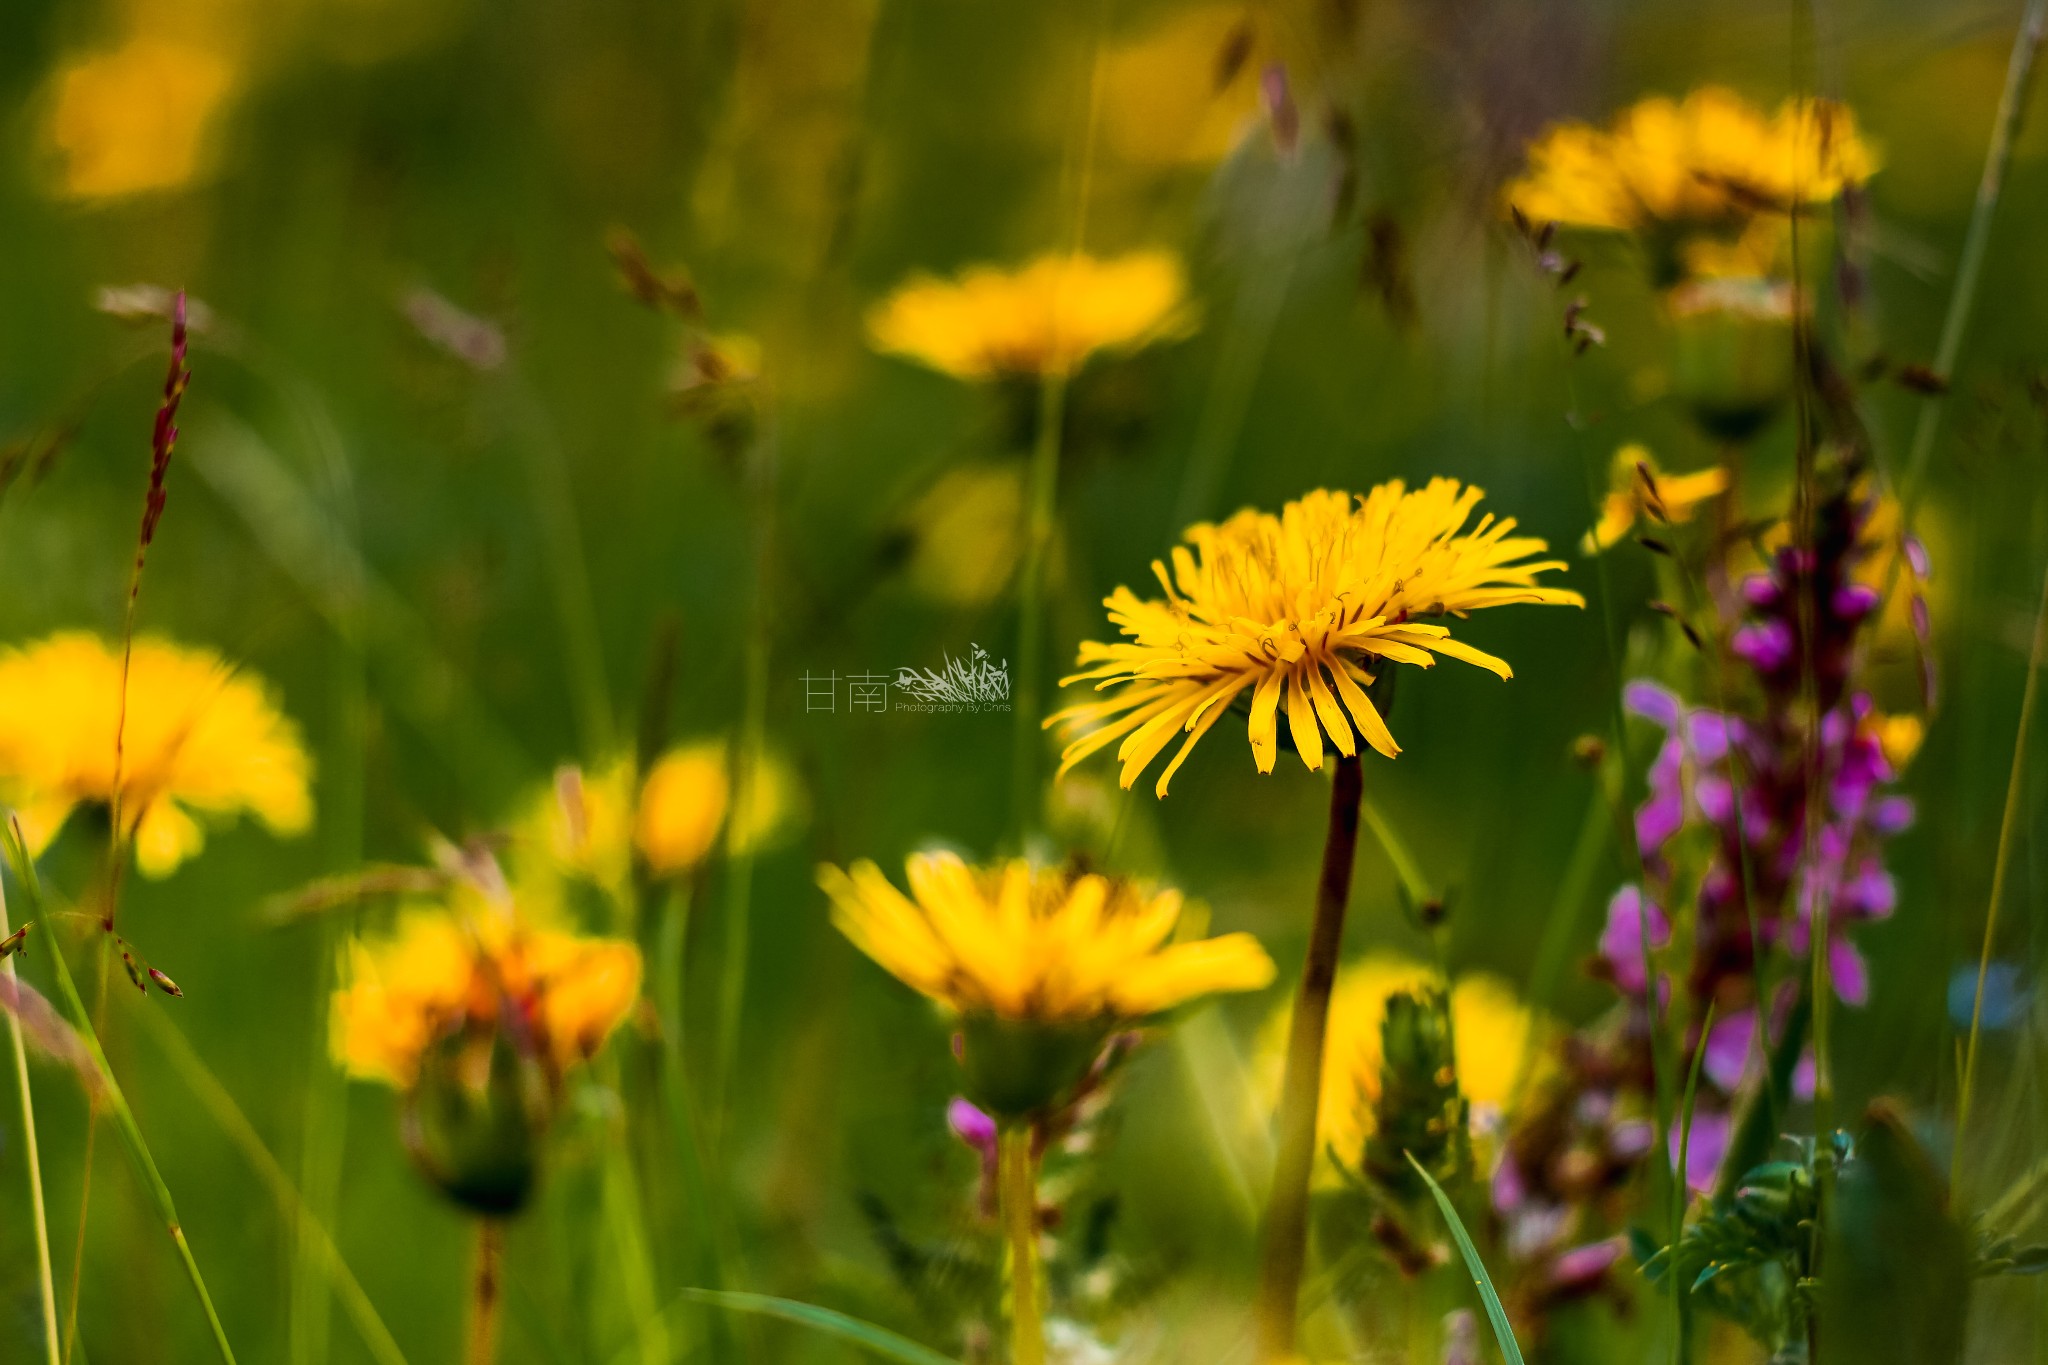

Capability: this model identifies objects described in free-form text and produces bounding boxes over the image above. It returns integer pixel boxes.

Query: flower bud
[402,1026,552,1216]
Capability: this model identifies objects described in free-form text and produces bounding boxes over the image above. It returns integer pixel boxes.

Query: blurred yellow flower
[514,740,802,898]
[904,462,1027,606]
[1049,481,1582,796]
[0,632,311,877]
[636,743,731,874]
[46,38,238,200]
[1582,444,1729,554]
[1255,954,1548,1182]
[333,888,642,1089]
[867,251,1192,381]
[818,851,1273,1022]
[1505,87,1876,235]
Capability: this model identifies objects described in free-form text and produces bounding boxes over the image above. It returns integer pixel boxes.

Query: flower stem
[0,876,59,1365]
[998,1127,1045,1365]
[1254,750,1364,1361]
[1011,371,1070,840]
[466,1218,504,1365]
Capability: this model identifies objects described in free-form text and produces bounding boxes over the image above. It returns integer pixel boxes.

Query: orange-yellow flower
[867,251,1191,381]
[1049,482,1582,796]
[0,632,312,876]
[819,851,1273,1023]
[333,889,641,1090]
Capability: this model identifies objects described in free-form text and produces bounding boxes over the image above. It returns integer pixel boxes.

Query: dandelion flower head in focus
[1050,481,1582,796]
[0,632,312,876]
[866,250,1192,381]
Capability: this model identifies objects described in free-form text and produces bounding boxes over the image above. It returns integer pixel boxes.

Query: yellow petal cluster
[0,632,312,876]
[1255,954,1549,1182]
[819,851,1274,1022]
[867,251,1191,381]
[1050,481,1582,796]
[1582,443,1730,554]
[333,892,642,1089]
[1505,87,1877,233]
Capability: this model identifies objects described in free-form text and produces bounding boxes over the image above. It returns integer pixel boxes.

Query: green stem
[466,1219,504,1365]
[998,1128,1044,1365]
[0,877,59,1365]
[716,421,774,1139]
[1955,553,2048,1198]
[1010,371,1070,840]
[1254,751,1363,1360]
[3,838,238,1365]
[1898,0,2048,508]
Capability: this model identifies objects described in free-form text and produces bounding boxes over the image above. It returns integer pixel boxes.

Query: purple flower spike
[1549,1239,1625,1291]
[1624,679,1684,728]
[1833,584,1880,620]
[1671,1109,1732,1194]
[1732,620,1795,672]
[1601,887,1669,994]
[1911,595,1932,642]
[1830,938,1870,1005]
[1703,1011,1757,1093]
[1741,575,1781,609]
[1904,534,1932,580]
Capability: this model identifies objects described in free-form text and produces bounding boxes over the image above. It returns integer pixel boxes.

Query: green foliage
[1362,987,1470,1203]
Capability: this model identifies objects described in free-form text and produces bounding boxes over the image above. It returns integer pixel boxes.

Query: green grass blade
[0,874,60,1365]
[1406,1152,1525,1365]
[2,821,238,1365]
[675,1289,962,1365]
[131,1004,410,1365]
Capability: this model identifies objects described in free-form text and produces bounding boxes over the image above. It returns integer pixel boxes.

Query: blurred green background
[1,0,2046,1360]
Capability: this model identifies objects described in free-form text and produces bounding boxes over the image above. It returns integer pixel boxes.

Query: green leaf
[676,1290,963,1365]
[1406,1151,1525,1365]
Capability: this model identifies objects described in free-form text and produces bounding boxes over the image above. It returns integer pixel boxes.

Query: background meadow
[0,0,2046,1361]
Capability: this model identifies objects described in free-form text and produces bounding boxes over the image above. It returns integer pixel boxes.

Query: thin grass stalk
[501,378,615,759]
[597,1051,669,1365]
[4,829,237,1365]
[998,1127,1045,1365]
[0,875,59,1365]
[1254,751,1363,1360]
[1009,371,1070,839]
[133,1004,409,1365]
[466,1219,505,1365]
[1955,555,2048,1196]
[1671,1001,1714,1365]
[715,416,776,1138]
[1897,0,2048,509]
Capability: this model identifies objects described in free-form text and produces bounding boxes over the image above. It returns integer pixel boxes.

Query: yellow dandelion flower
[1505,87,1877,235]
[1049,481,1583,796]
[0,632,312,877]
[1100,5,1265,166]
[45,38,238,200]
[866,251,1192,381]
[332,889,642,1090]
[1254,954,1549,1183]
[819,851,1273,1022]
[1582,444,1730,554]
